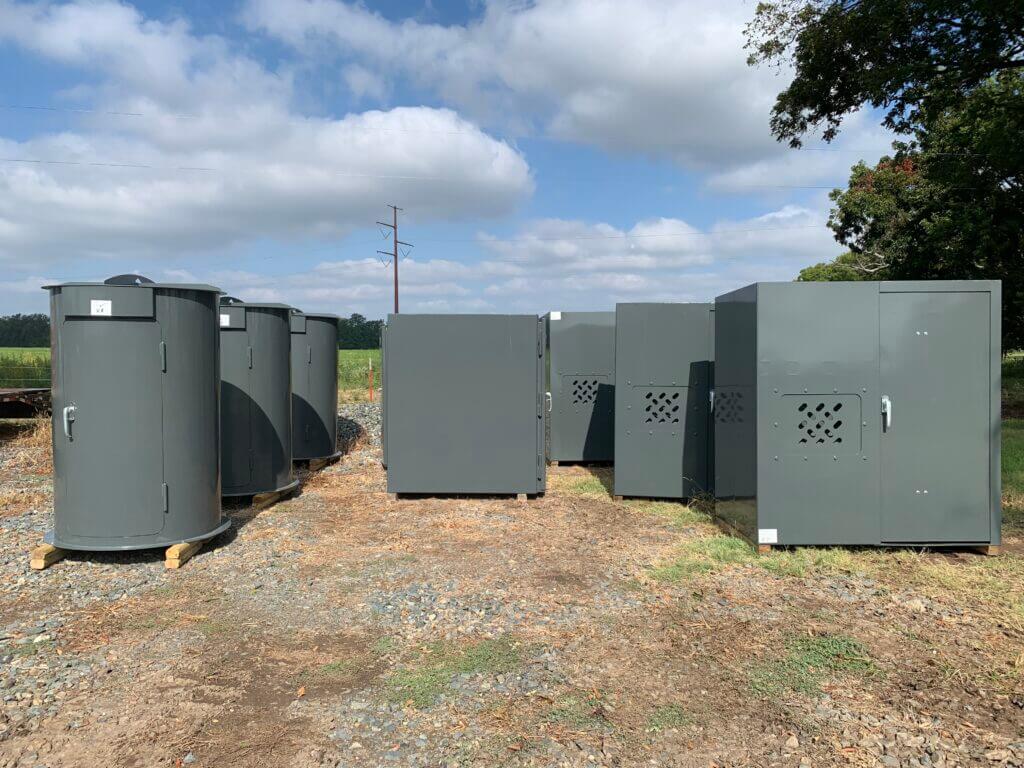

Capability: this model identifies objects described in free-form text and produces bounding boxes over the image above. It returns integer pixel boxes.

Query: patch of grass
[384,637,521,709]
[632,500,711,528]
[757,547,872,578]
[646,703,691,732]
[10,640,50,657]
[1002,418,1024,530]
[749,633,874,698]
[372,636,397,656]
[650,535,755,581]
[304,659,356,682]
[0,348,50,388]
[563,475,610,497]
[194,618,233,637]
[545,694,606,730]
[1003,352,1024,414]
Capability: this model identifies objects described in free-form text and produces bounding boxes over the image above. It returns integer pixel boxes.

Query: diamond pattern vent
[643,390,681,424]
[571,378,599,405]
[715,390,745,424]
[797,401,846,445]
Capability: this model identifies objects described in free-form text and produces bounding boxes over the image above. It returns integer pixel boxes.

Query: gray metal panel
[547,311,615,462]
[220,304,294,496]
[756,282,881,546]
[614,303,712,499]
[713,285,758,540]
[61,284,154,318]
[291,313,339,460]
[879,291,991,542]
[713,280,1000,548]
[47,282,228,551]
[384,314,545,494]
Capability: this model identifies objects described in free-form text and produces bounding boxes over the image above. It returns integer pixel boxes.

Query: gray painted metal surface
[290,312,340,461]
[614,303,713,499]
[45,278,229,551]
[545,311,615,462]
[383,314,546,494]
[714,281,1001,547]
[220,298,297,497]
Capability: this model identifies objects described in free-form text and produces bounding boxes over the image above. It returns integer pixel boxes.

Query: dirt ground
[0,407,1022,768]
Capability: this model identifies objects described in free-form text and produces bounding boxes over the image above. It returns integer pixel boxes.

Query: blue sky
[0,0,892,318]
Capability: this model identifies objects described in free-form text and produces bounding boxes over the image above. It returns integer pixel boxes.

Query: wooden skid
[30,543,67,571]
[165,541,202,570]
[308,456,339,472]
[252,484,299,511]
[972,544,1001,557]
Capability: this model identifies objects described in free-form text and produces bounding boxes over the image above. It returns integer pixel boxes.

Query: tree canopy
[823,74,1024,347]
[337,314,383,349]
[746,0,1024,145]
[0,314,50,347]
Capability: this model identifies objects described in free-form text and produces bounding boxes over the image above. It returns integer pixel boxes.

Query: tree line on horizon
[0,312,383,350]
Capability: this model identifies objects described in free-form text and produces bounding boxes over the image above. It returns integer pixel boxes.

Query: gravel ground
[0,404,1022,767]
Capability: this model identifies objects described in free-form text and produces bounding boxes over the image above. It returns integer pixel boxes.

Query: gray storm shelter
[290,311,341,461]
[219,297,299,497]
[383,314,546,495]
[545,311,615,463]
[714,281,1002,548]
[45,274,230,551]
[614,303,714,500]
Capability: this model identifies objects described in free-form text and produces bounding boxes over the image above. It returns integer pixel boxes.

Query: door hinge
[159,341,167,372]
[247,346,253,369]
[161,483,169,513]
[307,345,312,364]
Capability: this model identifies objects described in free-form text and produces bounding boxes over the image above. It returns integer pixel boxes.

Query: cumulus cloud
[0,0,533,266]
[150,206,842,317]
[245,0,892,182]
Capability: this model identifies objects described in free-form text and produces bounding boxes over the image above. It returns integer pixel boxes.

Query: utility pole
[377,205,412,314]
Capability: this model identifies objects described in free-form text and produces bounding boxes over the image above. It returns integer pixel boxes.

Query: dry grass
[1,417,52,476]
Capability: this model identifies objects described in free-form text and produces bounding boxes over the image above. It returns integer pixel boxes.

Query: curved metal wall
[47,281,228,551]
[220,302,295,496]
[290,313,340,460]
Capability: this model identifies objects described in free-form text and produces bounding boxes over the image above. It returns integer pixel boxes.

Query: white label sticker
[549,311,562,320]
[219,313,231,327]
[758,528,778,545]
[90,299,112,316]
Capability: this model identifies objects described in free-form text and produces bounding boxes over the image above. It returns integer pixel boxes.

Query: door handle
[247,346,253,369]
[881,395,892,431]
[62,405,76,439]
[545,392,552,413]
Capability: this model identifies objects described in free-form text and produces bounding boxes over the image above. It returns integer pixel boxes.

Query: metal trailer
[714,281,1002,549]
[545,311,615,463]
[290,311,341,462]
[219,297,299,497]
[44,274,230,551]
[383,314,546,495]
[614,303,714,500]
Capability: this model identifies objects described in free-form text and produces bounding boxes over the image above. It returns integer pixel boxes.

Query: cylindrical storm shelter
[289,310,341,461]
[219,297,298,497]
[45,274,229,551]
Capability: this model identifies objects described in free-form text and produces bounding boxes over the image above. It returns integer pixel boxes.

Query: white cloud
[0,0,533,266]
[245,0,895,187]
[136,206,841,317]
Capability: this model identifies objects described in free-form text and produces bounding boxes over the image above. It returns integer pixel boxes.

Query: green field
[0,347,381,392]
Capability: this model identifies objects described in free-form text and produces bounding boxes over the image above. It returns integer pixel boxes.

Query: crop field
[0,347,381,395]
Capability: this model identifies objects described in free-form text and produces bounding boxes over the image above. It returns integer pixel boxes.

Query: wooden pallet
[252,482,300,511]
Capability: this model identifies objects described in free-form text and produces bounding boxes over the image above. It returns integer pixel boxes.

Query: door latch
[62,404,76,440]
[881,395,892,431]
[545,391,552,413]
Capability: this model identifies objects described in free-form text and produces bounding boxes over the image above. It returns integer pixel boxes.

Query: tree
[337,314,383,349]
[797,252,874,281]
[0,314,50,347]
[824,74,1024,347]
[746,0,1024,146]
